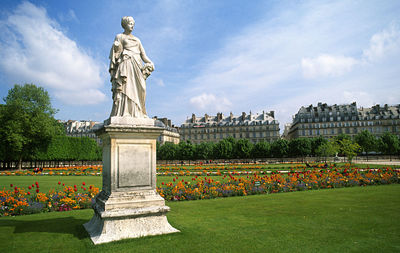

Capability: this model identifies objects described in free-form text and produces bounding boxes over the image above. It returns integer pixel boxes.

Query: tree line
[157,131,400,162]
[0,84,101,169]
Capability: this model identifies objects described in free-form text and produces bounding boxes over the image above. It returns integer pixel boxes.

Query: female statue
[109,16,154,118]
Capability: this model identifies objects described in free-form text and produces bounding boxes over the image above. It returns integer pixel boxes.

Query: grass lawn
[0,184,399,252]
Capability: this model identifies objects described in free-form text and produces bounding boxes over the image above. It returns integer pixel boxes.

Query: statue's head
[121,16,135,31]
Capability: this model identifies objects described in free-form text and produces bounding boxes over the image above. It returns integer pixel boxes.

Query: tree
[234,139,253,159]
[338,139,360,163]
[379,132,400,160]
[0,84,62,169]
[177,141,195,162]
[251,141,270,159]
[214,138,234,160]
[288,138,312,159]
[354,130,377,160]
[270,139,289,158]
[158,142,178,161]
[315,140,339,162]
[311,136,328,156]
[194,142,215,160]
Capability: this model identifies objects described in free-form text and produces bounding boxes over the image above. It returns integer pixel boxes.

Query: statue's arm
[109,35,122,75]
[139,41,154,69]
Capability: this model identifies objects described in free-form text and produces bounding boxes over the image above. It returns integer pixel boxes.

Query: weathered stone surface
[84,205,178,244]
[84,124,179,244]
[105,116,155,126]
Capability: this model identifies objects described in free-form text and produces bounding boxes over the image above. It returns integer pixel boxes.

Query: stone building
[287,102,400,139]
[153,117,180,144]
[63,120,102,144]
[63,118,180,145]
[180,111,280,144]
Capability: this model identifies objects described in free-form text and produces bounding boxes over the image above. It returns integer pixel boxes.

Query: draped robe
[109,33,148,118]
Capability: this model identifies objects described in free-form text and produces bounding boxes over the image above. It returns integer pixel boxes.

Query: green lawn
[0,184,399,252]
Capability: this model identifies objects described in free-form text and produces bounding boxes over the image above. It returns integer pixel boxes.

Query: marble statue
[109,16,154,118]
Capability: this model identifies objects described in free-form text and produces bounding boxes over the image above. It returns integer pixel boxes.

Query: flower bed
[157,168,400,201]
[1,167,399,216]
[0,181,99,216]
[0,166,102,176]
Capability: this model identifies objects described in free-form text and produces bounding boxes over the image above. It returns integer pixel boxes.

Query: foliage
[338,139,361,163]
[33,136,101,161]
[378,132,400,156]
[214,138,234,159]
[311,136,328,156]
[194,142,215,160]
[234,139,253,159]
[158,142,178,160]
[177,141,195,161]
[0,84,63,167]
[288,138,312,158]
[354,130,377,155]
[315,140,339,159]
[251,141,270,158]
[270,139,289,158]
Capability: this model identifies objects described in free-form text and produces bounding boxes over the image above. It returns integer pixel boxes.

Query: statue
[109,16,154,118]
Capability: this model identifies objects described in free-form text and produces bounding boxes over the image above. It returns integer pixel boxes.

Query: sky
[0,0,399,132]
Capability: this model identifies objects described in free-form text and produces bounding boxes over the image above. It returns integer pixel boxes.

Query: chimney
[270,111,275,118]
[217,112,223,122]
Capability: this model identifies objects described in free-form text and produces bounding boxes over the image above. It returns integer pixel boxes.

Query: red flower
[32,184,35,188]
[58,181,61,185]
[28,186,32,189]
[74,188,77,192]
[36,189,39,193]
[27,192,31,195]
[83,188,86,191]
[10,184,13,187]
[162,182,165,185]
[74,185,77,188]
[173,178,176,182]
[82,182,86,186]
[14,186,17,190]
[62,183,65,186]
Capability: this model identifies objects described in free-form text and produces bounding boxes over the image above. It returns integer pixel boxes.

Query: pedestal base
[84,204,179,244]
[85,124,179,244]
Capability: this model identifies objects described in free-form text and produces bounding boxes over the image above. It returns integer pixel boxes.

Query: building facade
[287,102,400,139]
[63,118,180,145]
[153,117,180,144]
[180,111,280,144]
[63,120,102,144]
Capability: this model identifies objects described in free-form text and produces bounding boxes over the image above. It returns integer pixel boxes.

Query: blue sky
[0,1,399,131]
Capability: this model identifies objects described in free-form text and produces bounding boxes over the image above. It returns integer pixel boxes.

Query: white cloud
[152,77,165,87]
[190,93,232,112]
[301,54,358,79]
[0,2,105,105]
[58,9,79,23]
[363,23,400,62]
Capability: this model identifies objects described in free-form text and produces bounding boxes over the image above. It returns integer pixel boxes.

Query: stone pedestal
[84,121,179,244]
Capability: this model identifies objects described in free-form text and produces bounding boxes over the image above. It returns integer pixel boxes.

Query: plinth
[84,119,179,244]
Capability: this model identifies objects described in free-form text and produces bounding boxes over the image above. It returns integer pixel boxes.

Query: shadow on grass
[0,216,90,240]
